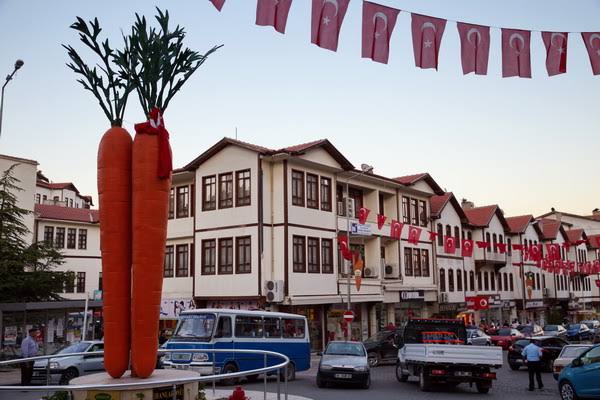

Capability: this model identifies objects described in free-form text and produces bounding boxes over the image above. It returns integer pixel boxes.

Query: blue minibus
[161,308,310,381]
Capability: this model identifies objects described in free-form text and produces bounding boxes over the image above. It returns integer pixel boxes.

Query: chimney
[461,198,474,210]
[593,208,600,217]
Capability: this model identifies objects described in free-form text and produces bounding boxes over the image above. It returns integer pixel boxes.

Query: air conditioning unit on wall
[364,266,379,278]
[384,264,397,277]
[265,280,284,303]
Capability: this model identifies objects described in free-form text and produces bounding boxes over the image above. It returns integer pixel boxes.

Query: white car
[467,329,492,346]
[32,341,104,385]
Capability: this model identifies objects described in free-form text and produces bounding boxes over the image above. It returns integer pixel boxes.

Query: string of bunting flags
[209,0,600,77]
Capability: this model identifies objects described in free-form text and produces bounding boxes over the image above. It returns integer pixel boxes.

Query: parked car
[517,324,544,337]
[467,329,492,346]
[317,341,370,389]
[553,344,593,380]
[490,328,523,350]
[507,337,568,371]
[566,323,593,342]
[363,329,401,367]
[32,341,104,385]
[581,320,600,334]
[557,344,600,400]
[544,324,567,339]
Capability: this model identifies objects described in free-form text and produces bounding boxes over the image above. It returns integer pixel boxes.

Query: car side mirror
[572,358,583,367]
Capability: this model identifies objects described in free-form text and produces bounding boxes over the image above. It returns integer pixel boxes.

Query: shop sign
[399,290,425,301]
[93,290,103,300]
[525,300,544,309]
[3,326,17,345]
[153,385,183,400]
[351,222,372,236]
[160,298,196,319]
[438,302,467,313]
[207,300,260,311]
[465,296,489,311]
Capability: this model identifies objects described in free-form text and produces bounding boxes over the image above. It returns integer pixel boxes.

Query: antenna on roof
[235,127,238,140]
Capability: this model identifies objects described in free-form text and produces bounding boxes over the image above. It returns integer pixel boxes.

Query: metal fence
[0,348,291,400]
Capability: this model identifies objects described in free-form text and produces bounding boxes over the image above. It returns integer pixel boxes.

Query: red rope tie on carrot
[134,107,173,179]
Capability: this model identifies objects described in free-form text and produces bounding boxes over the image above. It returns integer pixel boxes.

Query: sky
[0,0,598,217]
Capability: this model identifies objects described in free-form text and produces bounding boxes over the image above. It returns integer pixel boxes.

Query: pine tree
[0,164,72,302]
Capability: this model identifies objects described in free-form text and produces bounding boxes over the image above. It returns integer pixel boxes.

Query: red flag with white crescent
[210,0,225,11]
[546,243,561,261]
[582,32,600,75]
[377,214,387,230]
[476,241,490,249]
[337,235,352,261]
[358,207,370,225]
[311,0,350,52]
[428,231,438,241]
[502,28,532,78]
[256,0,293,34]
[390,219,404,240]
[461,239,474,257]
[457,22,490,75]
[361,1,400,64]
[512,244,524,251]
[496,243,507,254]
[542,32,568,76]
[407,226,422,245]
[411,14,446,70]
[444,236,456,254]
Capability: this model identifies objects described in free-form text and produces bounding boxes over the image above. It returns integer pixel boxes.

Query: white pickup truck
[395,319,503,393]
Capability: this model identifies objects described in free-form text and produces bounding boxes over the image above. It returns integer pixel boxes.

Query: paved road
[0,354,560,400]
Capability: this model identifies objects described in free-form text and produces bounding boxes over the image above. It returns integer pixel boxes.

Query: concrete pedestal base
[70,369,199,400]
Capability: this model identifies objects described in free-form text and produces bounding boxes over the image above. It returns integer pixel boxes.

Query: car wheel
[560,381,578,400]
[367,352,380,367]
[419,368,430,392]
[221,363,239,386]
[280,362,295,381]
[316,373,326,388]
[59,368,79,385]
[476,381,491,394]
[395,362,409,382]
[361,374,371,389]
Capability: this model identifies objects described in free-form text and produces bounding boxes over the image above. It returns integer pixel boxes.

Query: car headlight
[354,366,368,372]
[192,353,209,362]
[320,364,333,371]
[162,353,171,361]
[49,362,60,369]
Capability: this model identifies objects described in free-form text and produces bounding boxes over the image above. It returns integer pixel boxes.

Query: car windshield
[544,325,558,331]
[561,347,590,358]
[54,342,90,355]
[497,328,512,336]
[514,339,531,348]
[173,313,216,340]
[568,324,582,330]
[325,342,365,356]
[365,332,390,342]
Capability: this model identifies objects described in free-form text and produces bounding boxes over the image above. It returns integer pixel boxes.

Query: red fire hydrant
[229,386,248,400]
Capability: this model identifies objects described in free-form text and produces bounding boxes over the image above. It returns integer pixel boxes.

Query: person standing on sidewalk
[522,339,544,391]
[20,328,39,385]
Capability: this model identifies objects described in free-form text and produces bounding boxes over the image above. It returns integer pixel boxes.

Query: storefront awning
[290,294,384,305]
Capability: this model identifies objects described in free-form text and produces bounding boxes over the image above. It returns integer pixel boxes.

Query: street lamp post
[0,59,25,139]
[344,163,373,340]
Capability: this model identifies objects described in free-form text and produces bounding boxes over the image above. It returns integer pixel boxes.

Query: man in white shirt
[20,327,39,385]
[522,339,544,391]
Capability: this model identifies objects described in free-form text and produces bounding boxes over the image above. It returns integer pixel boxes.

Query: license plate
[172,364,190,370]
[455,371,472,377]
[334,373,352,379]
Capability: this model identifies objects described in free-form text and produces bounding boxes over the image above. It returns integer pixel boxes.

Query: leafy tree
[0,164,72,302]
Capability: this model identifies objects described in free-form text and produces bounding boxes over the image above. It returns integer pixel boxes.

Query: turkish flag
[562,242,571,249]
[444,236,456,254]
[428,231,438,241]
[408,226,422,245]
[358,207,370,224]
[476,241,490,249]
[546,243,561,261]
[502,28,531,78]
[390,219,404,240]
[311,0,350,52]
[377,214,387,230]
[496,243,507,254]
[210,0,225,11]
[361,1,400,64]
[461,239,474,257]
[582,33,600,75]
[337,235,352,261]
[256,0,293,34]
[529,244,542,262]
[411,14,446,70]
[596,279,600,288]
[542,32,568,76]
[457,22,490,75]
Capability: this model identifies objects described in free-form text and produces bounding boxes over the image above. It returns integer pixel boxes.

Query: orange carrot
[97,125,132,378]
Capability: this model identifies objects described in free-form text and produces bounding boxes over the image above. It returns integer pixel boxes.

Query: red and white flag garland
[502,28,532,78]
[256,0,293,34]
[361,1,400,64]
[457,23,490,75]
[210,0,225,12]
[542,32,568,76]
[581,32,600,75]
[311,0,350,52]
[411,14,446,70]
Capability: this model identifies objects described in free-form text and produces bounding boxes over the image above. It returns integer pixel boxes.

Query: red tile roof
[585,214,600,221]
[37,181,80,194]
[537,218,561,240]
[464,205,498,227]
[393,173,444,195]
[538,210,600,224]
[430,193,452,217]
[35,204,99,224]
[564,229,584,243]
[505,215,534,234]
[280,139,327,153]
[588,234,600,249]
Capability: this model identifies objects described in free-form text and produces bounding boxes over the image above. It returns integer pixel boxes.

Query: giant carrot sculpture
[64,18,134,378]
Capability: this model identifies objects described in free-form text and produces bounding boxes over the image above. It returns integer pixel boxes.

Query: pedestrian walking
[20,327,39,385]
[522,339,544,391]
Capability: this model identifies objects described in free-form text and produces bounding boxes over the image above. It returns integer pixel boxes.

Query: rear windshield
[561,347,589,358]
[544,325,558,331]
[514,339,531,348]
[403,320,467,344]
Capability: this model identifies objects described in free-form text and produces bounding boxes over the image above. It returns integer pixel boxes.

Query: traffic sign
[343,311,354,322]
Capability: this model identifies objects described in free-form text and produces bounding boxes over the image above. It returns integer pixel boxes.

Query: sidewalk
[0,368,20,386]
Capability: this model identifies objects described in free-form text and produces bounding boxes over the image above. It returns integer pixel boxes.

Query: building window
[536,273,540,290]
[98,272,102,291]
[486,232,491,253]
[176,244,189,277]
[236,236,251,274]
[177,186,190,217]
[291,170,305,206]
[437,224,444,246]
[467,231,472,240]
[507,238,512,256]
[419,200,427,227]
[492,234,497,253]
[378,193,385,215]
[65,275,75,293]
[440,268,446,292]
[504,273,508,291]
[412,249,421,277]
[307,237,320,273]
[490,272,496,291]
[202,240,216,275]
[454,226,460,248]
[42,195,47,202]
[498,272,503,291]
[44,226,54,246]
[235,169,251,206]
[67,228,76,249]
[448,269,455,292]
[78,229,87,250]
[218,173,233,209]
[293,236,306,272]
[457,269,463,291]
[202,175,217,211]
[320,177,332,211]
[55,227,65,249]
[164,245,174,277]
[404,247,413,276]
[218,238,233,274]
[421,249,430,277]
[470,271,475,291]
[69,198,73,207]
[35,193,41,204]
[484,271,489,291]
[322,239,333,274]
[402,196,410,224]
[510,273,514,291]
[306,174,319,209]
[410,199,418,225]
[168,188,175,219]
[477,271,482,291]
[445,225,451,242]
[76,272,86,293]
